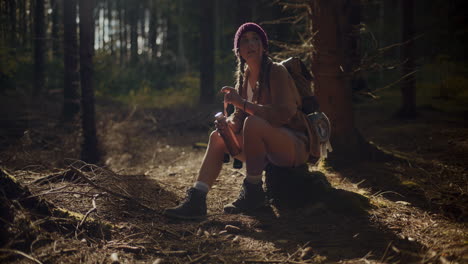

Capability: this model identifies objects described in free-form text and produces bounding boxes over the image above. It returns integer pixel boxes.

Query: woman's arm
[245,64,298,127]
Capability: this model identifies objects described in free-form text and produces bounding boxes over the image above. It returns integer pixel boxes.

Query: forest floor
[0,91,467,264]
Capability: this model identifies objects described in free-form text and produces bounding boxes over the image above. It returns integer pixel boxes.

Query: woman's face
[238,31,264,64]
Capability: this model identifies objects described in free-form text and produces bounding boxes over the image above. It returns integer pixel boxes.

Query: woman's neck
[247,61,261,81]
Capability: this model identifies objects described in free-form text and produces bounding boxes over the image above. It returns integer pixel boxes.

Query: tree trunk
[199,0,214,104]
[8,0,16,51]
[348,0,367,93]
[148,2,158,58]
[19,0,27,46]
[107,0,114,55]
[101,2,105,51]
[118,0,125,64]
[63,0,80,122]
[139,2,146,52]
[176,0,186,72]
[79,0,99,163]
[51,0,61,58]
[129,3,138,64]
[398,0,416,118]
[29,0,35,48]
[34,0,46,96]
[236,0,252,26]
[310,0,360,163]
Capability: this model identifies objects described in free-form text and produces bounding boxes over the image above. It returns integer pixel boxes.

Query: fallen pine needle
[0,248,43,264]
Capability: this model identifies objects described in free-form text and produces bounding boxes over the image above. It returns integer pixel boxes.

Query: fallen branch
[189,253,209,263]
[154,250,187,256]
[69,167,156,213]
[32,170,81,185]
[28,190,102,199]
[77,194,99,230]
[153,226,182,239]
[0,248,43,264]
[106,244,146,253]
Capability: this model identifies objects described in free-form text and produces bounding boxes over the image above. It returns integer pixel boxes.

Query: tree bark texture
[148,2,158,58]
[118,0,125,64]
[63,0,80,122]
[236,0,252,26]
[310,0,355,152]
[79,0,99,163]
[34,0,46,96]
[107,0,114,55]
[8,0,16,50]
[199,0,215,104]
[398,0,416,118]
[51,0,61,58]
[129,3,138,64]
[19,0,27,46]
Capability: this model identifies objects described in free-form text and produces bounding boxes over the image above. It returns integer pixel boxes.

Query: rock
[265,164,332,208]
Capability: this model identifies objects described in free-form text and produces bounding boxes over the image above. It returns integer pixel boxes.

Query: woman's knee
[209,130,223,143]
[208,130,226,149]
[243,115,268,134]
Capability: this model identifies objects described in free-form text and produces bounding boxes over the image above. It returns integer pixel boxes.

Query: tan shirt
[229,60,317,158]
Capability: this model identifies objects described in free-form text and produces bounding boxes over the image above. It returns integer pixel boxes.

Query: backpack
[269,57,333,161]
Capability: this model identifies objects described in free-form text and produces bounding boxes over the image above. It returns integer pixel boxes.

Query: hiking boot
[163,188,207,220]
[224,179,265,214]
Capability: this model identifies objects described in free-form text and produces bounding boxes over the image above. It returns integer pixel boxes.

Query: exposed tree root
[0,168,112,252]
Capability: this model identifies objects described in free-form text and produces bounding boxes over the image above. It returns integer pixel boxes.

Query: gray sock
[193,181,210,193]
[245,174,262,184]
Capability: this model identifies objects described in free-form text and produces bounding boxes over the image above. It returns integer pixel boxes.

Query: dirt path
[1,100,467,263]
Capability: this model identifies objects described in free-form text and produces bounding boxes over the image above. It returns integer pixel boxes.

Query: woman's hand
[221,86,243,108]
[214,118,235,132]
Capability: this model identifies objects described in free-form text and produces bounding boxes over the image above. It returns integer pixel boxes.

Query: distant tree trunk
[148,2,158,58]
[310,0,362,162]
[176,0,186,72]
[7,0,17,91]
[348,0,367,93]
[237,0,252,26]
[79,0,99,163]
[199,0,214,104]
[63,0,80,122]
[51,0,61,58]
[214,0,221,53]
[139,2,146,52]
[29,0,35,47]
[19,0,27,46]
[378,0,384,84]
[101,2,106,50]
[118,0,125,64]
[34,0,46,96]
[397,0,416,118]
[8,0,16,51]
[129,4,138,64]
[107,0,114,55]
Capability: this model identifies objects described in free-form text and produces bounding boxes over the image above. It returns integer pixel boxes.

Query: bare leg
[243,115,307,176]
[164,131,232,219]
[197,131,229,187]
